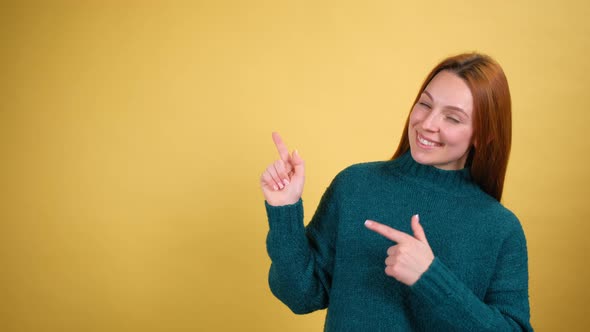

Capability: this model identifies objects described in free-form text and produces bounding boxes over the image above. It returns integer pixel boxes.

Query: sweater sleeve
[265,180,339,314]
[409,224,533,331]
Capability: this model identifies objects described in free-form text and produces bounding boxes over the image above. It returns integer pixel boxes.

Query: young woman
[260,53,533,331]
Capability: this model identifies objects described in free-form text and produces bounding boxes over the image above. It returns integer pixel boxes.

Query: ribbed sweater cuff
[410,257,459,306]
[265,199,305,234]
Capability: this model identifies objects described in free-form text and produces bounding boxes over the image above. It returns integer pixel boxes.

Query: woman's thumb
[291,150,305,174]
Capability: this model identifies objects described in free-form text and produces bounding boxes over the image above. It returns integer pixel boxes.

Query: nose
[420,111,439,132]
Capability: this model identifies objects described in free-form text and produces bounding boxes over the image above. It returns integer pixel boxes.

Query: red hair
[393,53,512,201]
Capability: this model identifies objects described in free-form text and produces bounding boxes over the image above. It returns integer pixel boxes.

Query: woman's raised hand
[260,132,305,206]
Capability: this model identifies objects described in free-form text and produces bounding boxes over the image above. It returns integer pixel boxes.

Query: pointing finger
[365,220,414,244]
[272,132,290,162]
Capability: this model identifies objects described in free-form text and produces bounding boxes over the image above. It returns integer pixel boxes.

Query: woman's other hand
[260,132,305,206]
[365,215,435,286]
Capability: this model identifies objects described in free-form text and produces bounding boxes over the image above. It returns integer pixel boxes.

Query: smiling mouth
[417,133,443,147]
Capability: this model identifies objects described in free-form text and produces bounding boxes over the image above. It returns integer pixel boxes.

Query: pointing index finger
[365,220,413,243]
[272,132,290,162]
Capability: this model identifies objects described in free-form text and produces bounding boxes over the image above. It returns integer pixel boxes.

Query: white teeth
[418,136,436,146]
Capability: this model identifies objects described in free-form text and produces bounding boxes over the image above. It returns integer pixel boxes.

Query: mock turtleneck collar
[389,151,479,194]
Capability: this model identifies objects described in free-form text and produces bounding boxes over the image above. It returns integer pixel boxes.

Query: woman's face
[408,70,474,170]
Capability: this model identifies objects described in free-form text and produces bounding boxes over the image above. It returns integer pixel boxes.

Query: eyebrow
[423,90,470,118]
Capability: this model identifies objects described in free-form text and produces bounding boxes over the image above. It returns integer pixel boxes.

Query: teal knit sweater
[265,152,532,331]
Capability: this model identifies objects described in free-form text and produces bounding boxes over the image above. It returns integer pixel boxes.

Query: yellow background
[1,1,589,331]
